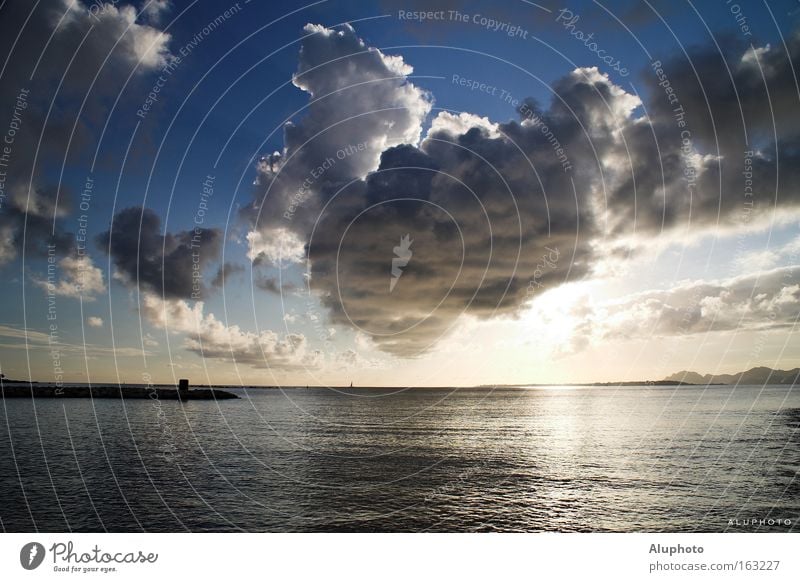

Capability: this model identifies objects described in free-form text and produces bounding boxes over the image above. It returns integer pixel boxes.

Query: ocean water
[1,385,798,532]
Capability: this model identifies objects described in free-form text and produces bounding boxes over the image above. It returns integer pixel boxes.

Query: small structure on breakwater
[178,378,190,400]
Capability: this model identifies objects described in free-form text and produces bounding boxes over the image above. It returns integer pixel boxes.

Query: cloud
[33,255,106,300]
[335,347,385,371]
[254,275,297,295]
[612,34,800,237]
[97,207,223,300]
[557,267,800,352]
[428,111,500,139]
[241,23,800,357]
[87,316,103,328]
[141,0,171,24]
[239,22,432,256]
[0,225,15,265]
[246,228,305,265]
[0,0,171,98]
[0,324,146,358]
[0,184,77,266]
[644,32,800,149]
[211,262,245,288]
[62,0,171,71]
[0,0,172,269]
[244,51,624,355]
[140,293,321,370]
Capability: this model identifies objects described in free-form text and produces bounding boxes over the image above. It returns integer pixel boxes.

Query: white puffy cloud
[241,22,432,260]
[246,228,305,265]
[427,111,500,140]
[33,255,106,300]
[291,23,430,156]
[551,267,800,353]
[61,0,171,71]
[140,293,321,370]
[87,316,104,328]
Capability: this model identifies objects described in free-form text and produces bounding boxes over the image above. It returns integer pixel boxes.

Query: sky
[0,0,799,387]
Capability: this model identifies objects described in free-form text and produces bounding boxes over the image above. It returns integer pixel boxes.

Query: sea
[1,384,798,532]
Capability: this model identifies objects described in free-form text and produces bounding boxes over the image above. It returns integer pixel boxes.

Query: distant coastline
[484,366,800,389]
[481,380,698,388]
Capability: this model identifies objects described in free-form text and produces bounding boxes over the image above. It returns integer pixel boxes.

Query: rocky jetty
[0,384,238,400]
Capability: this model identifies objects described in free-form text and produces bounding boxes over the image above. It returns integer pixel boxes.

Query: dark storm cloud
[0,184,75,265]
[305,63,644,357]
[241,24,612,356]
[242,22,800,357]
[97,207,223,300]
[598,31,800,237]
[644,31,800,147]
[0,0,171,160]
[0,0,171,267]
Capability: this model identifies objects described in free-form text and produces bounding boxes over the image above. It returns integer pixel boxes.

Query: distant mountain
[664,366,800,386]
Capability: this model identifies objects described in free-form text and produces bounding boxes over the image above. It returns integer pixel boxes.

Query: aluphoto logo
[390,234,413,293]
[20,542,45,570]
